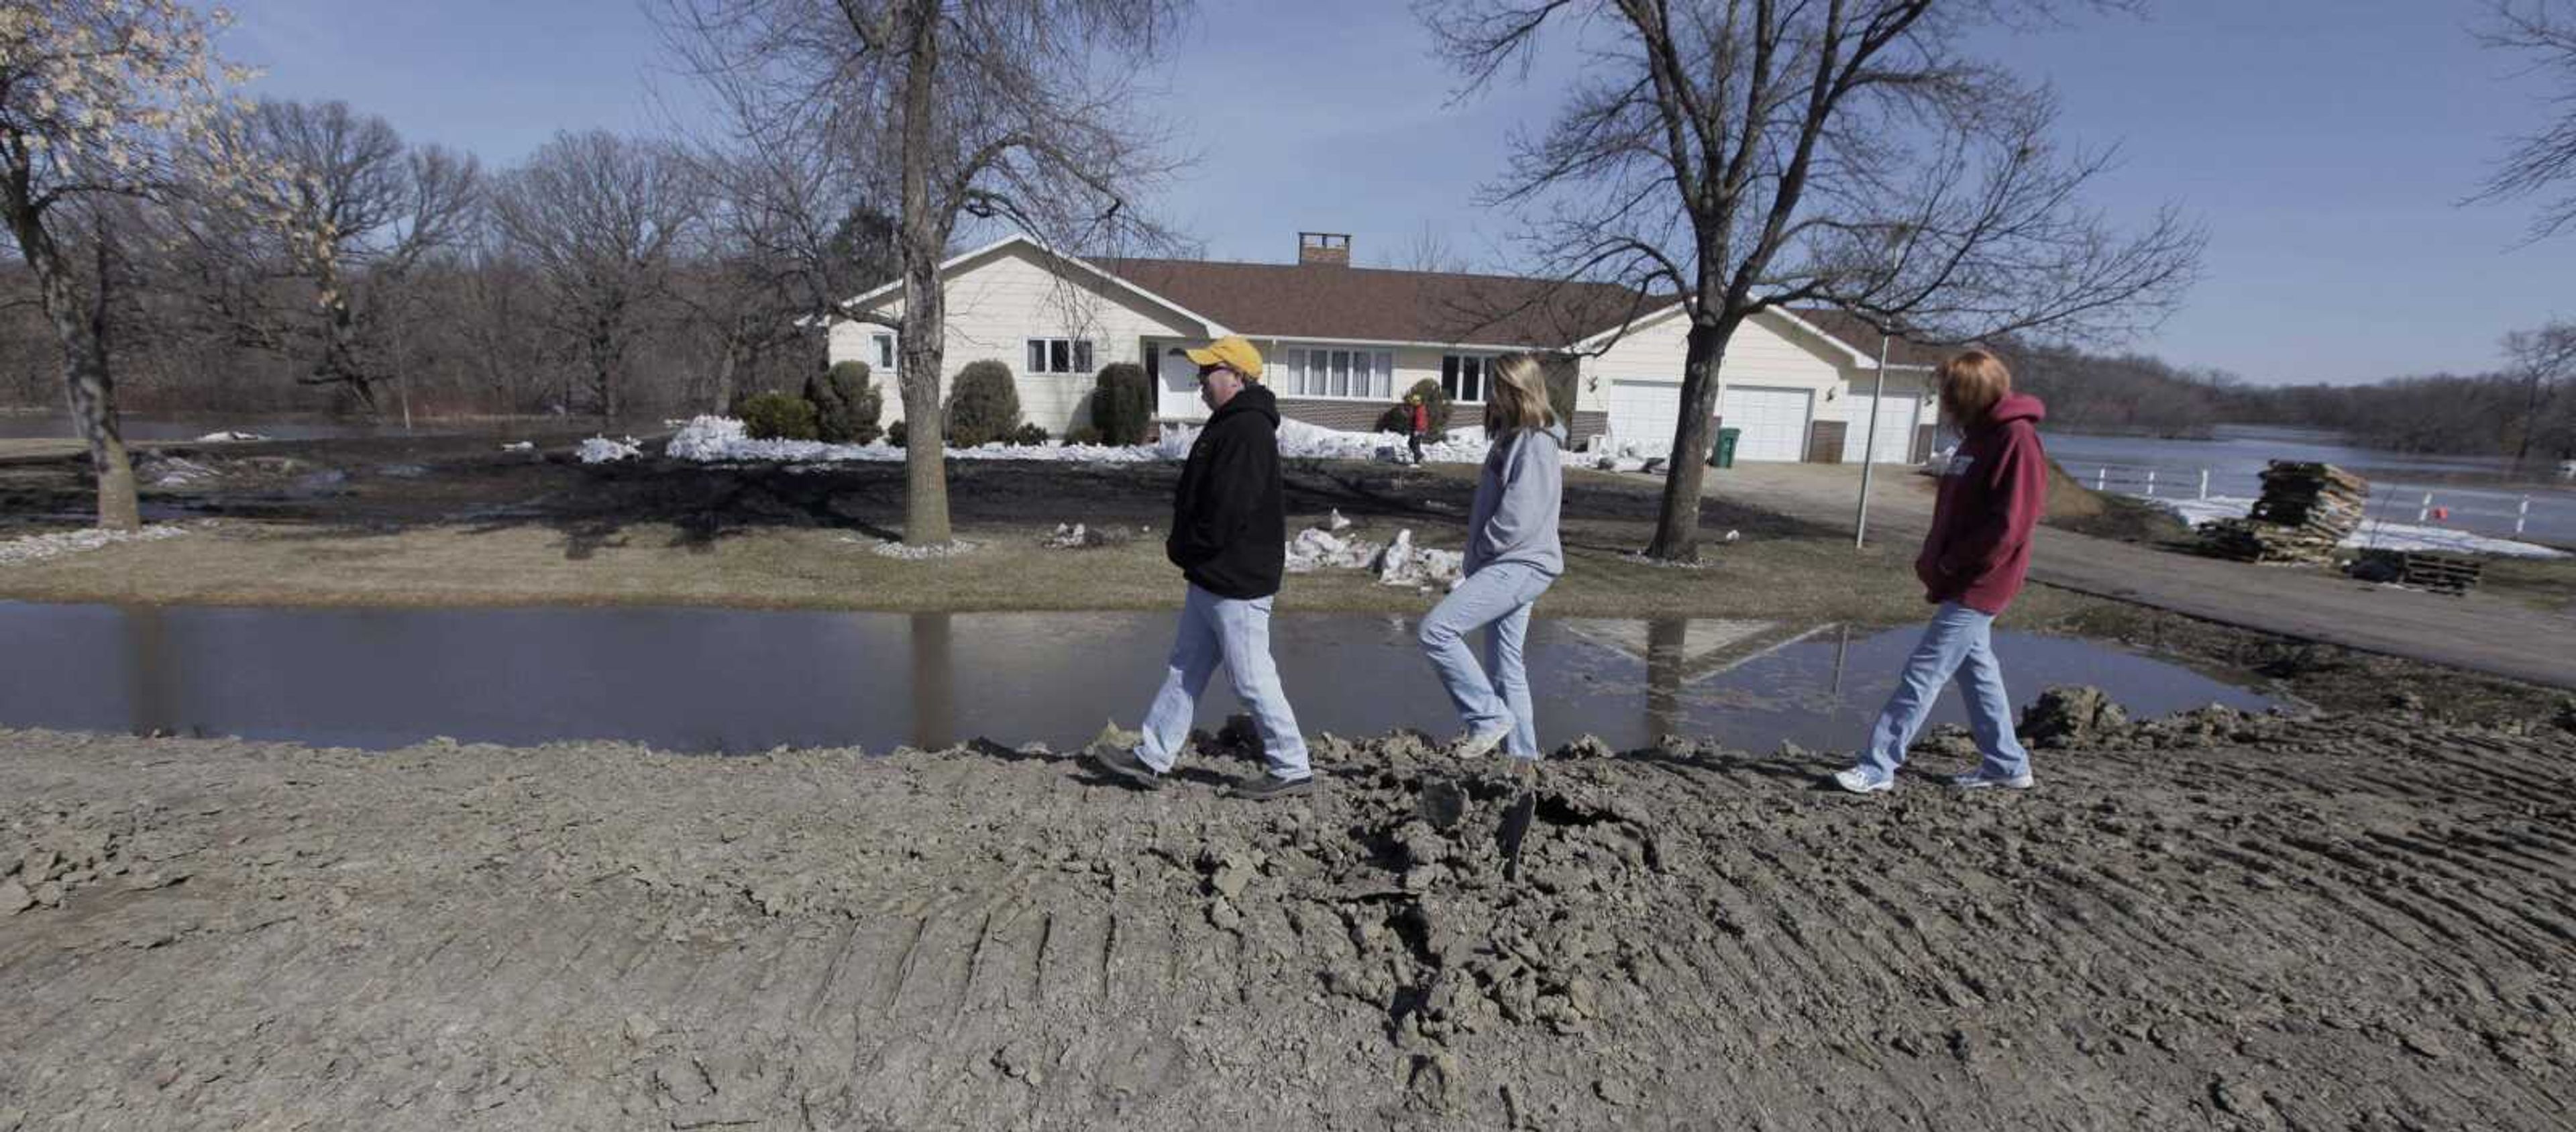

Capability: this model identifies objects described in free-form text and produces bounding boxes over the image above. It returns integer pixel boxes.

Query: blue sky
[231,0,2570,385]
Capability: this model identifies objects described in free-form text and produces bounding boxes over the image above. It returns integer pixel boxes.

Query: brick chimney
[1297,231,1350,266]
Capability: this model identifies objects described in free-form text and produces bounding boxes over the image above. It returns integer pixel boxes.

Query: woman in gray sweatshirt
[1417,353,1565,759]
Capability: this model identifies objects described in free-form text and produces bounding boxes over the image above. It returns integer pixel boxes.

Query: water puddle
[0,603,2274,756]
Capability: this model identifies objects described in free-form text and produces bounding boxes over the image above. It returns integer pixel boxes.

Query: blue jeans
[1418,561,1554,759]
[1134,585,1311,781]
[1857,602,2030,780]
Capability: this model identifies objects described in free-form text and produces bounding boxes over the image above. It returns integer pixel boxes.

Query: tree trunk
[61,301,140,531]
[710,337,742,416]
[894,0,952,546]
[1644,316,1733,560]
[1,193,139,530]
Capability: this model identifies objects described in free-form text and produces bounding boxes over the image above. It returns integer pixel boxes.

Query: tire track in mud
[3,709,2573,1129]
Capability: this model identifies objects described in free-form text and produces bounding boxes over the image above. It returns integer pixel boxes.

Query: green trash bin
[1710,427,1741,469]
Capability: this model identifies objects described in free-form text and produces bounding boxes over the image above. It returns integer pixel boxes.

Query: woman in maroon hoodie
[1835,350,2048,794]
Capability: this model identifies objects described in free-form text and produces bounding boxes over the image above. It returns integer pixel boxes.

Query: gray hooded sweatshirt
[1464,425,1565,577]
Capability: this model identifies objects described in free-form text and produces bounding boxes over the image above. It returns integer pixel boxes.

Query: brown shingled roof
[1093,257,1656,348]
[1787,307,1949,368]
[1080,249,1941,365]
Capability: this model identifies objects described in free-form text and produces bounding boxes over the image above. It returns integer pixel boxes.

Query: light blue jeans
[1418,561,1554,759]
[1857,601,2031,780]
[1134,584,1311,781]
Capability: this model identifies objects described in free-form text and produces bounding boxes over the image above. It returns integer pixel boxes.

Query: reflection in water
[120,603,178,737]
[910,611,954,750]
[1644,618,1686,739]
[0,603,2276,757]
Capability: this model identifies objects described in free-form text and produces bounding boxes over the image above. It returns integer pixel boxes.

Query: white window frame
[1025,337,1095,375]
[1442,352,1497,404]
[1275,344,1395,401]
[868,331,897,373]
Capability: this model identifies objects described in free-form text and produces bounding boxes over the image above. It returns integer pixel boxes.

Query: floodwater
[0,412,428,442]
[2044,424,2576,545]
[0,411,651,443]
[0,603,2273,756]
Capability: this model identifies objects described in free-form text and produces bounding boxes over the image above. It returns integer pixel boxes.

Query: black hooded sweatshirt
[1167,383,1287,599]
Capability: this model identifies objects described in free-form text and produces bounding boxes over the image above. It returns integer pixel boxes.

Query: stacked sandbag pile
[2198,461,2370,564]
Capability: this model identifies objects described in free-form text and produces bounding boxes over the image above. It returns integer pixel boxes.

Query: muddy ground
[5,679,2574,1129]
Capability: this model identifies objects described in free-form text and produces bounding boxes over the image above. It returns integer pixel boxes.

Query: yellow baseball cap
[1179,336,1264,379]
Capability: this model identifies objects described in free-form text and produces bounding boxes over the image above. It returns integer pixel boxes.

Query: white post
[2145,468,2157,497]
[2198,468,2210,500]
[1854,335,1891,548]
[2517,495,2531,536]
[2418,492,2433,523]
[2096,466,2108,491]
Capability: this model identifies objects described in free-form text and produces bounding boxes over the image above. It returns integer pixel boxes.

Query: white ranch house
[825,232,1943,464]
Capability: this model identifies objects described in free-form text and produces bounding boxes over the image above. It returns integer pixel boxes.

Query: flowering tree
[0,1,258,529]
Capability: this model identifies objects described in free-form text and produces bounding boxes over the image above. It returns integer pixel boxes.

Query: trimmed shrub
[1089,362,1152,445]
[1065,425,1105,446]
[739,391,818,441]
[1009,422,1050,446]
[1374,405,1411,433]
[886,419,907,448]
[944,358,1022,448]
[807,360,883,444]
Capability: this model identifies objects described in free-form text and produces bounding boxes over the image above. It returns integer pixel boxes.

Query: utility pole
[1854,333,1892,548]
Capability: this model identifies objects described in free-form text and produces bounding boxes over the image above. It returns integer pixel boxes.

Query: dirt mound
[2019,684,2132,747]
[4,713,2574,1129]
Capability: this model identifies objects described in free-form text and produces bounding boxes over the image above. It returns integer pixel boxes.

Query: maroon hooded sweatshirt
[1916,392,2048,615]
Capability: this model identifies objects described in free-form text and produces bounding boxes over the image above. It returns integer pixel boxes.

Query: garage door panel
[1841,393,1924,463]
[1604,378,1682,452]
[1717,385,1811,462]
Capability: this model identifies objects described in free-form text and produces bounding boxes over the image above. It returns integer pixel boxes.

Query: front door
[1147,338,1208,421]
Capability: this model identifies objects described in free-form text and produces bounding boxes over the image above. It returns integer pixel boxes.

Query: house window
[1277,346,1393,399]
[869,331,896,372]
[1026,337,1093,375]
[1442,354,1493,403]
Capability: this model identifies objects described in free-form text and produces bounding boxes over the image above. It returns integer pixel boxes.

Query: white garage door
[1717,385,1813,462]
[1603,378,1685,453]
[1841,392,1925,464]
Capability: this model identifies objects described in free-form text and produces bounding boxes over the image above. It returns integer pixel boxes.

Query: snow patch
[195,430,268,442]
[0,524,194,567]
[578,435,643,464]
[661,415,1493,468]
[839,535,980,560]
[1282,525,1464,588]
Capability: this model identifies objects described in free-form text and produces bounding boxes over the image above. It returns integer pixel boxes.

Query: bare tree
[1420,0,2203,560]
[1387,220,1478,273]
[658,0,1191,545]
[2475,1,2576,240]
[170,99,480,413]
[0,1,260,529]
[490,131,700,419]
[676,140,897,413]
[2500,319,2576,462]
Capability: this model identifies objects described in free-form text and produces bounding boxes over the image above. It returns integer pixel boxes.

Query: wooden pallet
[2352,549,2484,595]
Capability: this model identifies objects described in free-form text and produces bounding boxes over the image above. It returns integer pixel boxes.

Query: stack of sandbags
[2198,461,2370,564]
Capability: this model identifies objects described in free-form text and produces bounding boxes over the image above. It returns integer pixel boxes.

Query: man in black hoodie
[1092,336,1313,800]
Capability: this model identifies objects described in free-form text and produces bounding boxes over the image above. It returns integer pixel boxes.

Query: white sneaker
[1951,769,2035,790]
[1453,722,1516,759]
[1832,767,1894,794]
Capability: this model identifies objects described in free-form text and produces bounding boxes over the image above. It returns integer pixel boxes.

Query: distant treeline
[1995,336,2576,464]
